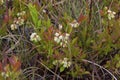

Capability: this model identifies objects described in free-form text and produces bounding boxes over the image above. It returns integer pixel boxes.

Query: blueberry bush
[0,0,120,80]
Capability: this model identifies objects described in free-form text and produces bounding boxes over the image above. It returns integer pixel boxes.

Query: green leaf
[28,3,39,27]
[72,37,78,45]
[37,20,41,27]
[46,19,51,28]
[60,66,65,72]
[116,61,120,68]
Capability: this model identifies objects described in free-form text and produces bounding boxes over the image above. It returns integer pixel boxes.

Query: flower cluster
[10,23,17,30]
[58,24,63,30]
[107,9,116,20]
[60,58,72,68]
[53,58,72,68]
[54,32,70,47]
[10,11,26,30]
[69,20,79,28]
[0,0,4,5]
[30,32,41,42]
[42,9,46,13]
[1,72,9,79]
[17,11,26,17]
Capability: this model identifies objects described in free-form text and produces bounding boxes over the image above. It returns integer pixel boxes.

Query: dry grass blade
[82,59,118,80]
